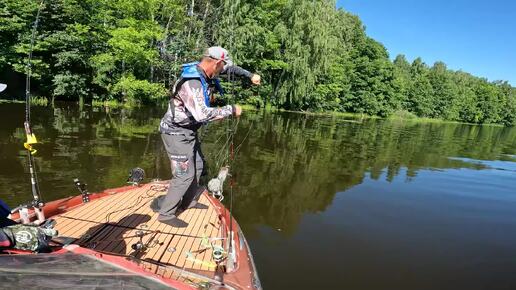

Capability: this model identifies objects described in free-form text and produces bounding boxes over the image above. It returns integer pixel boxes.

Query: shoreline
[0,98,507,127]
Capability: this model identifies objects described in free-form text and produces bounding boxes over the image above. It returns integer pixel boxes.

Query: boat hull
[5,182,261,290]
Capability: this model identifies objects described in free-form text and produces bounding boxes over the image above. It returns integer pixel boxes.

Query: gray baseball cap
[204,46,233,68]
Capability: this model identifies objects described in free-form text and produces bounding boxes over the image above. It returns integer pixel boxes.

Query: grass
[0,98,505,127]
[387,110,452,123]
[295,110,380,120]
[250,105,380,120]
[0,99,24,104]
[387,110,505,126]
[388,110,418,120]
[0,97,48,106]
[91,99,132,108]
[242,106,506,127]
[31,97,49,106]
[239,104,258,111]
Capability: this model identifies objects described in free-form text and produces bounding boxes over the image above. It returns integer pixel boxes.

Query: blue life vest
[179,62,224,106]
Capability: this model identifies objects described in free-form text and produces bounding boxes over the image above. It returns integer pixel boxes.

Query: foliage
[112,74,167,105]
[31,96,49,106]
[0,0,514,125]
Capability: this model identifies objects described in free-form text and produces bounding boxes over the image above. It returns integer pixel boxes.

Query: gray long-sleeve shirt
[159,65,252,133]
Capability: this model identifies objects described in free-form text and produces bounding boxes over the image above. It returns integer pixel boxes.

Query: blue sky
[336,0,515,85]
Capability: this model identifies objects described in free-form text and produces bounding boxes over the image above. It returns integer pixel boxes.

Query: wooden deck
[53,182,224,277]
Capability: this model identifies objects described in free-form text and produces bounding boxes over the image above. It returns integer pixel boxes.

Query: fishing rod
[15,0,46,225]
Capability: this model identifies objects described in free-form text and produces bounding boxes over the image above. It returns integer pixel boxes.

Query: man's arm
[221,65,253,79]
[178,79,236,123]
[221,65,261,85]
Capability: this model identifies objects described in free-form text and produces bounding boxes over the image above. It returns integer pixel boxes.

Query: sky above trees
[338,0,516,86]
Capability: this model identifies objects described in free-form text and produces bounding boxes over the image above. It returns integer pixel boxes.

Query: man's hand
[233,105,242,117]
[251,74,261,85]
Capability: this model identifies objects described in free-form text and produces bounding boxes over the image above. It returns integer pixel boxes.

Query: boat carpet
[52,182,224,277]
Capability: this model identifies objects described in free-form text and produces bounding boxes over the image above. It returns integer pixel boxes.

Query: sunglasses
[209,56,227,65]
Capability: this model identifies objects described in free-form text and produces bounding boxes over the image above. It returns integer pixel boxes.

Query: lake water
[0,103,515,289]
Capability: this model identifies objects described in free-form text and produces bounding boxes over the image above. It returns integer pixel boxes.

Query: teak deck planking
[53,182,224,273]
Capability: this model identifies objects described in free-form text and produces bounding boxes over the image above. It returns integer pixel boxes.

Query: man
[157,46,260,227]
[0,200,14,228]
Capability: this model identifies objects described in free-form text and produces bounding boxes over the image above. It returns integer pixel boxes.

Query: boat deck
[52,182,224,279]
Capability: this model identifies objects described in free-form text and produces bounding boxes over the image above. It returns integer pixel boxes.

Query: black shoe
[187,201,209,210]
[180,186,207,210]
[158,215,188,228]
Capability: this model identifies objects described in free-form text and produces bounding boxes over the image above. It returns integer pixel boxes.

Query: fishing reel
[131,230,146,251]
[11,199,45,225]
[130,229,162,257]
[131,241,145,251]
[212,245,225,263]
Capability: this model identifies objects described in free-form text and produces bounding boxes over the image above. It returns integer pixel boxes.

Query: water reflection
[1,103,515,289]
[0,103,514,224]
[221,112,515,235]
[0,103,170,206]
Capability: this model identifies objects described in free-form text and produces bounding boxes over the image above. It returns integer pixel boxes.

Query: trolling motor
[127,167,145,186]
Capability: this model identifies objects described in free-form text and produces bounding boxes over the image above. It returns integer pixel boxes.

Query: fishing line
[212,119,239,169]
[226,0,238,260]
[212,118,254,171]
[232,120,252,157]
[25,0,44,123]
[104,184,167,223]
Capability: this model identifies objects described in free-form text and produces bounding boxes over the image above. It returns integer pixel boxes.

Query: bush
[390,110,417,120]
[112,74,167,105]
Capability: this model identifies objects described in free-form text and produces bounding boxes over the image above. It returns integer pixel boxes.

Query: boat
[0,3,260,288]
[2,179,261,289]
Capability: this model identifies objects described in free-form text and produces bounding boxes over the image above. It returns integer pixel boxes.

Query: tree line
[0,0,514,125]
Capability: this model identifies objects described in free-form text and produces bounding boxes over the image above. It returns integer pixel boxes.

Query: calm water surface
[0,103,515,290]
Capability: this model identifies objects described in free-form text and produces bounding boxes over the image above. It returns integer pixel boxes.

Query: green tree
[407,58,433,117]
[0,0,513,125]
[428,61,458,119]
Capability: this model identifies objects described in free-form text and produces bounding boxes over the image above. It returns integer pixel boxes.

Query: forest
[0,0,514,125]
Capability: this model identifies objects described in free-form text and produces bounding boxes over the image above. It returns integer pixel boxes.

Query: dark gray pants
[159,129,205,218]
